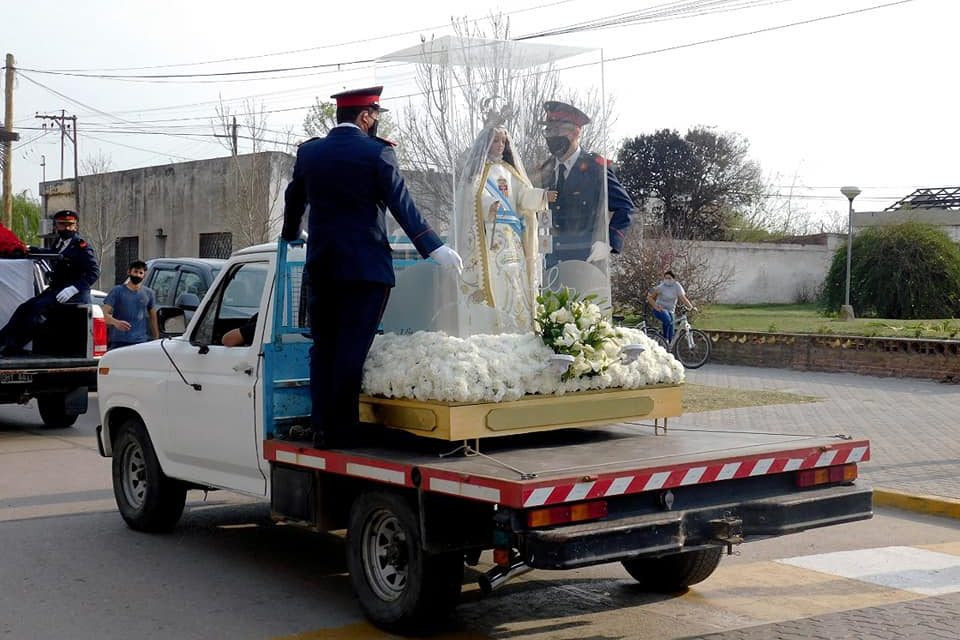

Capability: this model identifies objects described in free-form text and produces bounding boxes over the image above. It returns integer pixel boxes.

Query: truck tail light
[92,314,107,358]
[796,463,858,488]
[527,500,608,528]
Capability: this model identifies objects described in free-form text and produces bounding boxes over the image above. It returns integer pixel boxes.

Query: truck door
[161,260,269,495]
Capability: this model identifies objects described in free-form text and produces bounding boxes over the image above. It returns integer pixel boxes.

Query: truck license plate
[0,372,33,384]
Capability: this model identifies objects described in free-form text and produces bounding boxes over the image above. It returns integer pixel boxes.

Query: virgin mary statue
[454,116,551,335]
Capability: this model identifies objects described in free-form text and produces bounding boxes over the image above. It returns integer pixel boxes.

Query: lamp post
[840,185,861,320]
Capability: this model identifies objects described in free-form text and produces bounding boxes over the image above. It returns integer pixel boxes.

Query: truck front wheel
[621,547,723,591]
[346,491,464,632]
[37,394,79,428]
[111,417,186,533]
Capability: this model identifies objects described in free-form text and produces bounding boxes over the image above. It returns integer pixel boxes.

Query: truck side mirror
[159,307,187,336]
[175,292,201,311]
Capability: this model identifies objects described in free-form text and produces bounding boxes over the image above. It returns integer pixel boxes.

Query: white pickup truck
[96,239,872,632]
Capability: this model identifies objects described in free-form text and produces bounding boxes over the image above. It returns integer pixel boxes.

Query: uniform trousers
[306,273,390,443]
[0,288,90,353]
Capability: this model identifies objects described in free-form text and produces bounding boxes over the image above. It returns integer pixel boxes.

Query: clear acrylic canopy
[376,35,613,337]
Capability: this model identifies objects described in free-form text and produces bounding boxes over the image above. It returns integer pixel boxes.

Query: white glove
[56,285,79,303]
[429,245,463,274]
[586,241,611,263]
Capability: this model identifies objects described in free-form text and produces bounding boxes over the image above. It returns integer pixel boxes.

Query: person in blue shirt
[103,260,158,350]
[281,85,462,449]
[0,209,100,356]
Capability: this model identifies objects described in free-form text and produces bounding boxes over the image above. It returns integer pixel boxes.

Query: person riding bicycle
[646,270,694,343]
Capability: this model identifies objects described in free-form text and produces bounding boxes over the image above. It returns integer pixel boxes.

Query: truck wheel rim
[120,441,148,509]
[362,509,408,602]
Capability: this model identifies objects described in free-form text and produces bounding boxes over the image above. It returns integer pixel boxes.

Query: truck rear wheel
[621,547,723,591]
[346,491,464,632]
[37,394,79,428]
[111,417,186,532]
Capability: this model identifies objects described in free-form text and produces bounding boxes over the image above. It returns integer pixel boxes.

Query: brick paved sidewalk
[679,592,960,640]
[677,365,960,500]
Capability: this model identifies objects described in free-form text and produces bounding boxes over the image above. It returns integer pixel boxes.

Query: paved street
[679,364,960,500]
[2,367,959,639]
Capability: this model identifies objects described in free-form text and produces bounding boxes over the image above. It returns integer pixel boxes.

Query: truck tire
[621,547,723,591]
[346,491,464,632]
[111,417,186,533]
[37,394,79,428]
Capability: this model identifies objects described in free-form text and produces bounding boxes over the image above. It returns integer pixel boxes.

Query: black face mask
[546,135,571,157]
[367,118,379,138]
[57,229,76,240]
[129,275,144,285]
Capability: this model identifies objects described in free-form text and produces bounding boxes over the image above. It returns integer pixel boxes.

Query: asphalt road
[2,389,959,639]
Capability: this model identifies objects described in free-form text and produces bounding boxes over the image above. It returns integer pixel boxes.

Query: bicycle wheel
[672,329,711,369]
[642,326,669,350]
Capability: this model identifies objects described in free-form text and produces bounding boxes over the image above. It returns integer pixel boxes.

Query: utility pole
[2,53,20,229]
[40,154,46,217]
[35,111,78,207]
[215,115,238,156]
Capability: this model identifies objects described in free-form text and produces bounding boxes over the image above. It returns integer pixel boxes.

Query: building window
[199,232,232,259]
[114,236,139,286]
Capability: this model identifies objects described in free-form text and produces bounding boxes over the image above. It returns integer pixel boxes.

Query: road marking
[778,546,960,596]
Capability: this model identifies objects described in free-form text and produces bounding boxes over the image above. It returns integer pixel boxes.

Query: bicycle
[637,308,712,369]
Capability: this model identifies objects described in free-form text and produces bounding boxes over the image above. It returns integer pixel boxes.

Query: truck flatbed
[265,423,869,509]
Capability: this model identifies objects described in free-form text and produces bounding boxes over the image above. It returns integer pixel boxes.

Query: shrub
[819,222,960,319]
[611,226,733,320]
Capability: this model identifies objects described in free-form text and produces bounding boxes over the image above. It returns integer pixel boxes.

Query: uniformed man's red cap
[52,209,79,223]
[330,86,389,112]
[542,101,590,127]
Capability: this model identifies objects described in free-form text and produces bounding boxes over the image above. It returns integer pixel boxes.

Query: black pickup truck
[0,256,106,427]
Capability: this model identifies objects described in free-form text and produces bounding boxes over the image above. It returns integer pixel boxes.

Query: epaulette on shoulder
[78,240,88,249]
[374,136,397,147]
[297,136,320,148]
[593,153,612,166]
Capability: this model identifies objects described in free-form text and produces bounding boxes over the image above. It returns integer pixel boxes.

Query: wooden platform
[358,384,683,441]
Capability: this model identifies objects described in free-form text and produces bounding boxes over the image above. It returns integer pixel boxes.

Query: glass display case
[375,36,614,337]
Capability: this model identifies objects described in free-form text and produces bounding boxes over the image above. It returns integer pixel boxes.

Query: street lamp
[840,185,861,320]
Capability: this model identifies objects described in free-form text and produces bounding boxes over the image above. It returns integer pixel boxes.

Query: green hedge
[819,222,960,319]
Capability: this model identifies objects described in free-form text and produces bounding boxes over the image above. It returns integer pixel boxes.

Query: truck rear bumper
[520,483,872,570]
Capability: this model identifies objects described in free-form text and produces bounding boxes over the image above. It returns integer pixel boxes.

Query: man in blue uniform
[535,101,635,268]
[0,209,100,356]
[281,86,461,449]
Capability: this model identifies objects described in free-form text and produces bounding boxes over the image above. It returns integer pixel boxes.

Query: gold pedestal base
[359,384,683,441]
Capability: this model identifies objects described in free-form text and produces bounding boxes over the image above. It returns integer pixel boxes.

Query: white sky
[4,0,952,225]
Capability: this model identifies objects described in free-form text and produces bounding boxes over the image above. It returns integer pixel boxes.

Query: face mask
[367,116,379,138]
[57,229,76,240]
[129,275,144,285]
[546,135,570,157]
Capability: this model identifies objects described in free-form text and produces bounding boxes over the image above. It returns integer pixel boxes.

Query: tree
[213,99,296,249]
[819,222,960,319]
[304,99,397,140]
[11,190,41,246]
[78,150,126,282]
[390,14,614,231]
[611,225,733,318]
[616,127,764,240]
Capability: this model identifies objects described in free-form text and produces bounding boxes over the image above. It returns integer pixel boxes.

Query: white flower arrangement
[535,288,621,380]
[362,327,684,404]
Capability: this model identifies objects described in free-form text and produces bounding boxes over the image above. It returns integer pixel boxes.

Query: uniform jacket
[281,126,442,286]
[49,234,100,295]
[535,151,635,255]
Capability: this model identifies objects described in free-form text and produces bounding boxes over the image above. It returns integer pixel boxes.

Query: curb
[873,487,960,520]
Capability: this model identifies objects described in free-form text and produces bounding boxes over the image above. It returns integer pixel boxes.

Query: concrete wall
[41,151,293,289]
[694,237,842,304]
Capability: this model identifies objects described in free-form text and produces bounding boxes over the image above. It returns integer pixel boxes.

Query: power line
[37,0,580,73]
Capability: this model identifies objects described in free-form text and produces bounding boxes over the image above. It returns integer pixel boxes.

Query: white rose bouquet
[535,288,622,380]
